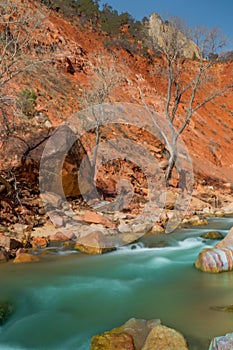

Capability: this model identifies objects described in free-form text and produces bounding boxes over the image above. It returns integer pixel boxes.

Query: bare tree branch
[143,15,231,183]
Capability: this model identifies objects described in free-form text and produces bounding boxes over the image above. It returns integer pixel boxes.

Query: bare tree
[0,1,43,89]
[141,16,233,183]
[79,53,124,181]
[0,0,59,197]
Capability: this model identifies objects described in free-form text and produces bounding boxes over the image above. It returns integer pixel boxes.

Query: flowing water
[0,217,233,350]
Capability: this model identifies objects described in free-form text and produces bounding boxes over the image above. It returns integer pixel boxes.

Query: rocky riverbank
[0,203,230,263]
[0,186,232,263]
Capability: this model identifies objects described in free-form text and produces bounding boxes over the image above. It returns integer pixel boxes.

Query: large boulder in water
[195,227,233,273]
[91,332,135,350]
[209,332,233,349]
[111,318,161,350]
[74,231,116,255]
[13,253,41,263]
[142,324,189,350]
[90,319,189,350]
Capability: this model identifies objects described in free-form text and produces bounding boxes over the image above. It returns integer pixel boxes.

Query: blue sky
[99,0,233,49]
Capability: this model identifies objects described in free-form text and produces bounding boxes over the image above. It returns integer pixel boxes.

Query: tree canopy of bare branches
[142,15,233,183]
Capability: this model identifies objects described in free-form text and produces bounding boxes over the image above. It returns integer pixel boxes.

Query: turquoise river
[0,216,233,350]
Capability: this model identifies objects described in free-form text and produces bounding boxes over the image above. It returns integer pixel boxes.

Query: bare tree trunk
[91,123,100,181]
[165,148,177,183]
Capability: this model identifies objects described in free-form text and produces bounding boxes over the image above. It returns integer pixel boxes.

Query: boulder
[91,332,135,350]
[49,231,74,242]
[74,231,116,255]
[149,224,165,234]
[13,253,41,263]
[201,231,223,240]
[73,210,116,229]
[49,211,65,228]
[0,247,9,262]
[142,324,189,350]
[160,191,178,210]
[41,192,63,209]
[222,202,233,214]
[112,318,161,350]
[180,215,208,228]
[31,236,49,248]
[90,319,189,350]
[0,234,23,250]
[190,197,210,211]
[215,227,233,249]
[131,222,153,234]
[27,127,94,198]
[209,332,233,350]
[195,248,233,273]
[118,221,131,234]
[195,227,233,273]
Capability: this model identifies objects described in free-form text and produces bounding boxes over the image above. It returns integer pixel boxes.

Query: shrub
[16,89,37,117]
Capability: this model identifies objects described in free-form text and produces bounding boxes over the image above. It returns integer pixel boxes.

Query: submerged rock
[209,332,233,350]
[195,227,233,273]
[201,231,223,240]
[210,305,233,312]
[0,301,13,325]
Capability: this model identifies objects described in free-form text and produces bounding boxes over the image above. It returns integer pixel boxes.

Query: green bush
[16,89,37,117]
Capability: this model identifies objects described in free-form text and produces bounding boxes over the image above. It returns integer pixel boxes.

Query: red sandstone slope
[1,0,233,188]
